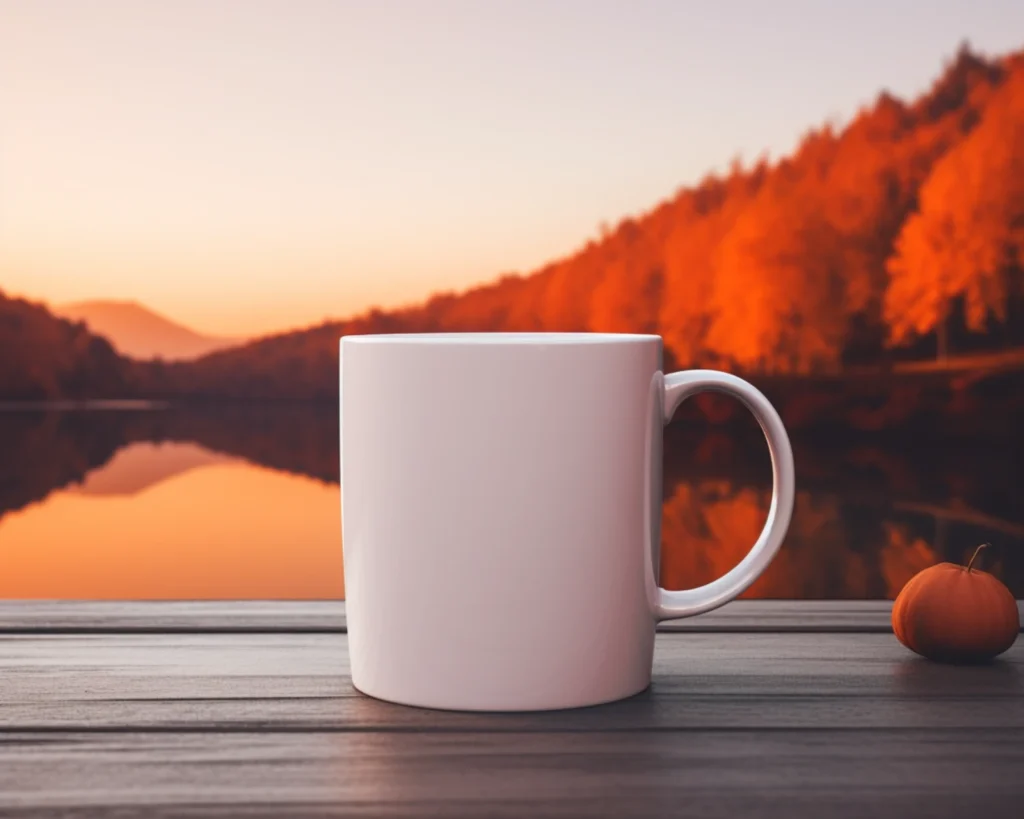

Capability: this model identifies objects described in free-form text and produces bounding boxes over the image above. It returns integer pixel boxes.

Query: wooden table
[1,601,1022,818]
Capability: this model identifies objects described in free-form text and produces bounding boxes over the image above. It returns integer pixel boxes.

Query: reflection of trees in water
[880,525,938,599]
[658,483,951,598]
[1,406,1021,598]
[657,433,1024,597]
[0,406,338,520]
[125,404,339,484]
[0,412,128,517]
[660,418,1023,597]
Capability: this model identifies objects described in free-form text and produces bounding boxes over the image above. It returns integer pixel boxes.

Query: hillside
[54,300,241,361]
[154,45,1024,400]
[3,45,1023,411]
[0,290,132,400]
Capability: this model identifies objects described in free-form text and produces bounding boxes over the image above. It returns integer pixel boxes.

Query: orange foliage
[706,159,848,372]
[659,169,764,366]
[587,217,666,334]
[887,63,1024,342]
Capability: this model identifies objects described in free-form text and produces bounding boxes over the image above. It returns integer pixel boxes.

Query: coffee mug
[340,333,794,711]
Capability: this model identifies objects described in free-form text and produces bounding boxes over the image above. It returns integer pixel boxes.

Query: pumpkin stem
[965,543,990,573]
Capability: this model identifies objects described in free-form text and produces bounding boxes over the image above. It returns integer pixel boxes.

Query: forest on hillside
[158,46,1024,398]
[3,46,1023,410]
[0,292,132,399]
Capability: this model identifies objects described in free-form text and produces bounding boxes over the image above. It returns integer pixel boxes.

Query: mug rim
[341,332,661,345]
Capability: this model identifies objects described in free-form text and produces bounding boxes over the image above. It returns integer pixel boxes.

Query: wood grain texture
[1,633,1021,732]
[1,607,1022,817]
[1,729,1022,818]
[9,599,1019,634]
[3,599,1021,635]
[0,601,346,633]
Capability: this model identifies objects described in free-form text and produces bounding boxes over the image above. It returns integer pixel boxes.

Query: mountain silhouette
[54,300,242,361]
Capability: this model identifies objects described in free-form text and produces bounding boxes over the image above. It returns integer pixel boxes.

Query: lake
[1,405,1021,599]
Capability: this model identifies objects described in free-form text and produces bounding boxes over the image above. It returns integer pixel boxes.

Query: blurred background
[1,0,1023,599]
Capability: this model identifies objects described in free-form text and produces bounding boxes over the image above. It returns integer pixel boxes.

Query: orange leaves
[886,66,1024,344]
[706,186,845,373]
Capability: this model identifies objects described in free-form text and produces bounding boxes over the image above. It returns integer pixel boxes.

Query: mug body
[341,333,663,711]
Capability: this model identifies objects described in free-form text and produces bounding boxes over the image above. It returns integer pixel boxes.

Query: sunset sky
[2,0,1023,337]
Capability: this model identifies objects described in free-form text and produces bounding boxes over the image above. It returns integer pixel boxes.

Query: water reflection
[0,441,343,599]
[0,406,1021,599]
[70,441,232,496]
[659,482,941,598]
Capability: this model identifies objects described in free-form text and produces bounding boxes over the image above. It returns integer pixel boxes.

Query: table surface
[0,601,1021,818]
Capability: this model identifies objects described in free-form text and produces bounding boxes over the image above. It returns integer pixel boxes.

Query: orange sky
[2,1,1023,336]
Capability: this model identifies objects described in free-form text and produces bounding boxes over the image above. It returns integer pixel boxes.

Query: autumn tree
[587,217,665,335]
[885,64,1024,352]
[534,252,599,331]
[0,292,131,399]
[657,168,765,367]
[704,132,852,373]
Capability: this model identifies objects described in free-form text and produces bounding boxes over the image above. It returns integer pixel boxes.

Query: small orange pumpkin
[892,543,1019,663]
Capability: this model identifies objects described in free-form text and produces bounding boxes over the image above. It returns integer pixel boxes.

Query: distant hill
[54,300,242,361]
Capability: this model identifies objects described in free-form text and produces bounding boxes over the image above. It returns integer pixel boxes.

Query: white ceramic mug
[340,333,795,711]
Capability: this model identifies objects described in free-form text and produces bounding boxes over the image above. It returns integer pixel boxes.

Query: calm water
[1,405,1021,599]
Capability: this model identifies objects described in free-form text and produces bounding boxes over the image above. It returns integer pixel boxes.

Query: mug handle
[653,370,796,620]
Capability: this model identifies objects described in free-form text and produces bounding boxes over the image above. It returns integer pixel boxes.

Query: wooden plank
[0,600,907,634]
[659,600,900,632]
[0,601,347,634]
[0,599,1020,634]
[1,728,1022,818]
[1,633,1020,732]
[2,630,1021,816]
